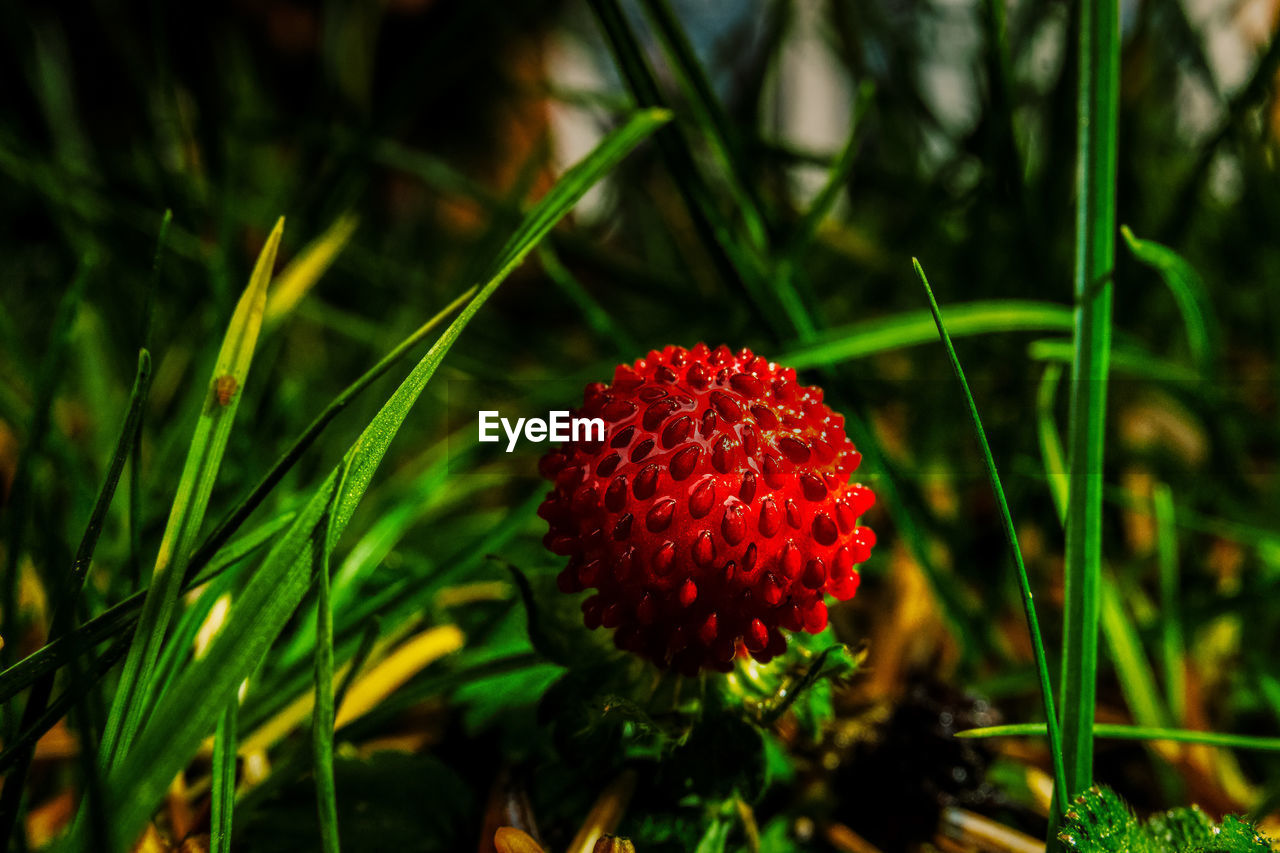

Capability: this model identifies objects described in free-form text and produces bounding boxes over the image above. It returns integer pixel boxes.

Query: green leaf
[312,505,340,853]
[780,300,1074,369]
[64,108,667,852]
[99,218,284,771]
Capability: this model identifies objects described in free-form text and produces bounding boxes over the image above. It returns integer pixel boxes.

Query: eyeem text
[478,410,605,452]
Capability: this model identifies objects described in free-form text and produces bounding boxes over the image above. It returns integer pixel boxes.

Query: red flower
[538,344,875,674]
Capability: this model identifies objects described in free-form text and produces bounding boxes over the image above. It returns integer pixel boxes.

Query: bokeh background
[2,0,1280,850]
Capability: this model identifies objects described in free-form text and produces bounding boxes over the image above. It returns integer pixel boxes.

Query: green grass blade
[1100,574,1170,729]
[784,81,876,263]
[187,285,477,578]
[1028,338,1199,383]
[0,512,292,706]
[66,110,665,852]
[781,301,1074,369]
[914,258,1068,814]
[537,244,638,355]
[1061,0,1120,807]
[2,258,93,687]
[99,217,284,771]
[587,0,784,336]
[1036,363,1069,524]
[0,348,151,846]
[636,0,770,250]
[1153,483,1186,723]
[957,723,1280,753]
[312,506,340,853]
[131,211,172,588]
[1120,226,1215,373]
[210,701,238,853]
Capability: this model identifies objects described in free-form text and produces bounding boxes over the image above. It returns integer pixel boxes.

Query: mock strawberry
[538,344,876,675]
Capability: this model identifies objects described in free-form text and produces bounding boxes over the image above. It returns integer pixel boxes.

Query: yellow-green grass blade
[99,218,284,771]
[957,723,1280,753]
[914,258,1069,814]
[265,212,359,327]
[780,301,1074,369]
[63,108,666,853]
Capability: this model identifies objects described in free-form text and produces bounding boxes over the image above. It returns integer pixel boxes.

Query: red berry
[539,344,876,674]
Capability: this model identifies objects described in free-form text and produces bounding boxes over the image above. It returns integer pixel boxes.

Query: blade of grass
[1028,338,1198,383]
[312,505,340,853]
[1061,0,1120,810]
[636,0,769,250]
[2,257,93,693]
[65,109,667,852]
[1120,226,1214,374]
[587,0,785,337]
[1036,363,1069,523]
[914,258,1068,814]
[98,218,284,773]
[131,210,171,588]
[957,723,1280,753]
[0,512,293,706]
[187,284,477,577]
[1099,574,1170,729]
[264,213,359,327]
[781,301,1074,369]
[537,244,638,355]
[210,701,237,853]
[0,348,152,847]
[1153,483,1186,723]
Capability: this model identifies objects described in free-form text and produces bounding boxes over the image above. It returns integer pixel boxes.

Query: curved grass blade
[781,301,1073,369]
[64,109,667,853]
[956,723,1280,753]
[1120,226,1214,374]
[914,258,1068,814]
[0,348,151,847]
[99,217,283,771]
[1036,363,1069,524]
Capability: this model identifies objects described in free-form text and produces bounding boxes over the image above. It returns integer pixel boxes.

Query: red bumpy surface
[538,344,876,675]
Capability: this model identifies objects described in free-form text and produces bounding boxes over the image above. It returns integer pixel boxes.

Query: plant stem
[1060,0,1120,818]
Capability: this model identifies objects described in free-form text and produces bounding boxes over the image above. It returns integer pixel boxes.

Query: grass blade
[187,284,477,577]
[0,513,292,706]
[1061,0,1120,807]
[1120,226,1214,373]
[64,109,666,852]
[265,213,360,327]
[98,218,284,773]
[957,723,1280,753]
[312,506,340,853]
[0,348,151,846]
[1153,483,1186,723]
[210,701,238,853]
[636,0,770,250]
[914,258,1068,814]
[1036,363,1069,523]
[781,301,1074,369]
